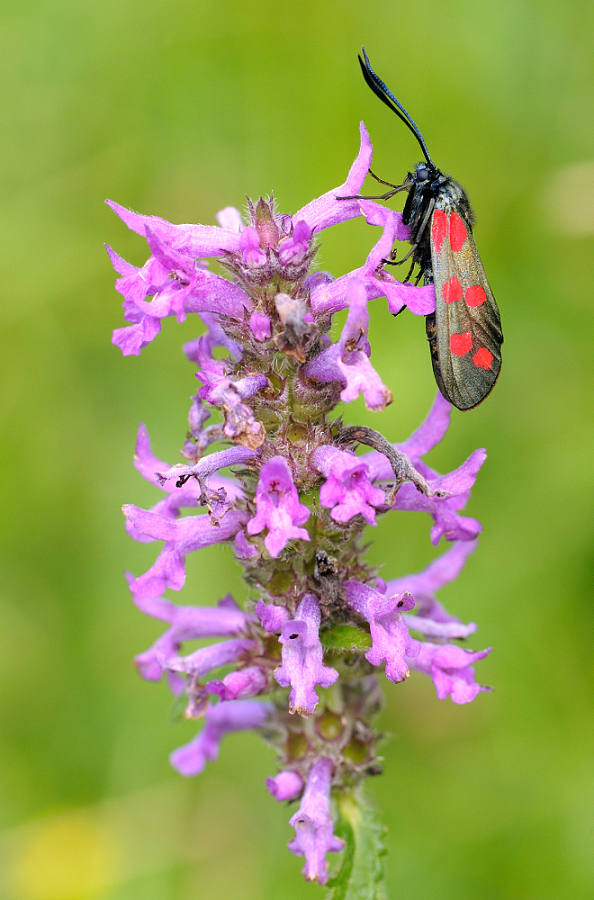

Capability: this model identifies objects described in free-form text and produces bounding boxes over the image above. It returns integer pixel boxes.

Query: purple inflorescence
[109,122,492,886]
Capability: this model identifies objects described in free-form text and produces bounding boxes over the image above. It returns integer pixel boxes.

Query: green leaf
[325,791,387,900]
[321,625,372,652]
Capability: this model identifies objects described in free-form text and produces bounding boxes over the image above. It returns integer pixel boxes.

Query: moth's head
[411,161,439,186]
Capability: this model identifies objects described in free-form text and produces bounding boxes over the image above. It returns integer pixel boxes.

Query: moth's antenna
[359,47,433,166]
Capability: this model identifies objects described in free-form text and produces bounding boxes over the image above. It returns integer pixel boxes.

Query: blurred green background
[1,0,593,897]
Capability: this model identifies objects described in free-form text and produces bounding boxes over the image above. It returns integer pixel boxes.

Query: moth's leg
[413,198,436,246]
[337,182,407,201]
[381,244,416,266]
[403,259,416,283]
[368,168,400,189]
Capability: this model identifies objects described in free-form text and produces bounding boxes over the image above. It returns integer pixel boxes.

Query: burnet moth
[346,48,503,410]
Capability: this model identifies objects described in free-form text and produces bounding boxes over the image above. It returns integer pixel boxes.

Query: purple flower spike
[407,642,492,704]
[111,121,496,889]
[207,665,267,701]
[344,583,420,682]
[288,758,345,884]
[255,599,290,632]
[267,770,304,802]
[247,457,310,558]
[313,446,386,525]
[294,122,372,233]
[170,700,273,777]
[275,594,338,717]
[305,278,392,411]
[386,540,479,635]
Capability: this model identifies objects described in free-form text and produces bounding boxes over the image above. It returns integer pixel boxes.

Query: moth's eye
[417,167,429,181]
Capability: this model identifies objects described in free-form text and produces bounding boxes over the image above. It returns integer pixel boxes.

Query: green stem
[326,789,388,900]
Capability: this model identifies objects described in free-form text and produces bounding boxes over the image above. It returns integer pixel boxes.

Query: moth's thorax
[403,163,474,240]
[433,176,467,208]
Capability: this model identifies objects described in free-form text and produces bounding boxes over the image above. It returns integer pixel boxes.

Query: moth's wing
[429,206,503,410]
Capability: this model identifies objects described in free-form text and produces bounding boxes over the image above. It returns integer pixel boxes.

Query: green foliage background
[1,1,593,898]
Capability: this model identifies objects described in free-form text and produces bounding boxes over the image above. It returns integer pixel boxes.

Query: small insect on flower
[343,48,503,411]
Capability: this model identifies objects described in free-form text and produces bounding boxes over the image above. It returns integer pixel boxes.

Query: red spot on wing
[449,213,468,252]
[465,285,487,307]
[443,276,463,304]
[432,209,448,252]
[473,348,494,369]
[450,332,472,356]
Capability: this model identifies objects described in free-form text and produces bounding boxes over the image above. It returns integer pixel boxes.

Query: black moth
[348,48,503,411]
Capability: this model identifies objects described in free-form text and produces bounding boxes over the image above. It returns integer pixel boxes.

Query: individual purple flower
[362,393,485,544]
[389,450,485,545]
[154,445,258,495]
[170,700,273,777]
[255,599,290,633]
[406,642,492,704]
[207,666,267,701]
[123,507,248,598]
[232,529,258,561]
[305,278,392,410]
[344,583,420,682]
[215,206,243,232]
[106,199,244,256]
[293,121,372,233]
[309,201,434,317]
[196,371,268,450]
[288,758,345,884]
[266,770,304,802]
[275,595,338,717]
[164,638,257,718]
[108,233,249,356]
[106,199,253,358]
[240,226,267,268]
[246,457,310,557]
[132,594,250,681]
[313,445,386,525]
[398,390,452,458]
[107,247,165,356]
[249,312,271,341]
[163,637,255,680]
[279,220,312,265]
[128,424,244,535]
[184,312,243,364]
[386,540,479,638]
